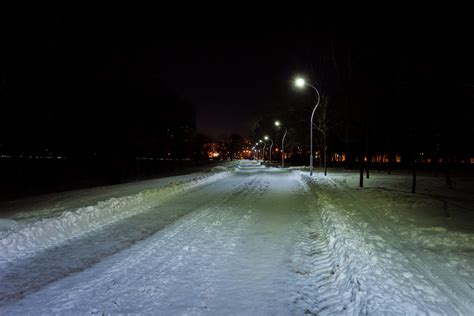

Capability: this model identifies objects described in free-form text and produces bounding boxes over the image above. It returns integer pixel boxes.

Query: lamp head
[295,77,305,88]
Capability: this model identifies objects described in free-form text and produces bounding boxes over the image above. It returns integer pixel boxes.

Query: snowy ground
[0,161,473,315]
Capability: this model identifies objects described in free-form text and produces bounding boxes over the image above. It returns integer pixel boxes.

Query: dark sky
[3,13,474,140]
[151,39,300,137]
[56,14,323,138]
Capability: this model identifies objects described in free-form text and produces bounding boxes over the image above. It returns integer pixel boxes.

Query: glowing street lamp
[258,139,265,161]
[275,120,288,168]
[295,78,305,88]
[295,77,320,176]
[255,142,263,160]
[264,135,273,165]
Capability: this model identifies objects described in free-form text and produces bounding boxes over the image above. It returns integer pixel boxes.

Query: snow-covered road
[1,161,473,315]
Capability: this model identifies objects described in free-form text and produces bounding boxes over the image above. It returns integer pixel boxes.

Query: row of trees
[0,40,212,197]
[250,33,473,192]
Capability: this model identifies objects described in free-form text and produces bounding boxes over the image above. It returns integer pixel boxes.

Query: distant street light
[254,143,259,159]
[275,120,288,168]
[261,139,267,161]
[264,135,273,165]
[295,77,321,176]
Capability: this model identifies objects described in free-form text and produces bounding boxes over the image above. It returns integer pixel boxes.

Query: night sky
[141,39,293,137]
[2,13,474,139]
[1,14,332,137]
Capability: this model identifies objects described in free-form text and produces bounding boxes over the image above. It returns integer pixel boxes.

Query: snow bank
[234,160,292,174]
[0,219,18,232]
[300,172,474,314]
[235,160,264,168]
[0,171,230,263]
[316,197,459,314]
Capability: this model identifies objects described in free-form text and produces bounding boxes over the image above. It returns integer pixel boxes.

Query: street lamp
[255,143,259,160]
[260,139,266,161]
[295,78,305,88]
[264,135,273,165]
[295,77,320,176]
[275,120,288,168]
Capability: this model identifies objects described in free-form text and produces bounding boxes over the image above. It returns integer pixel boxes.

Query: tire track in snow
[291,190,348,315]
[0,172,270,314]
[182,172,306,315]
[0,172,262,307]
[302,173,473,315]
[325,176,472,314]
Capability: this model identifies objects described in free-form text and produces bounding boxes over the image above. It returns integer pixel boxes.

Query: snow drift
[0,171,230,263]
[300,172,474,315]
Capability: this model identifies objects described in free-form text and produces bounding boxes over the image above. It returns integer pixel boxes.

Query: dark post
[411,128,417,194]
[366,126,369,179]
[387,153,391,175]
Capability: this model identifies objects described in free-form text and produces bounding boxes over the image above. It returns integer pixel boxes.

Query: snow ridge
[300,172,473,315]
[291,177,367,315]
[291,200,349,315]
[0,171,230,263]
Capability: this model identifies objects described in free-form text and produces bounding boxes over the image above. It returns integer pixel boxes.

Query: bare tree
[313,96,330,176]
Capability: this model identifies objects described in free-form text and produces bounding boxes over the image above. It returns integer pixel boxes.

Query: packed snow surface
[0,161,473,315]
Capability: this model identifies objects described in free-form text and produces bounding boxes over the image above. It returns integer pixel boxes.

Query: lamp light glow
[295,78,305,88]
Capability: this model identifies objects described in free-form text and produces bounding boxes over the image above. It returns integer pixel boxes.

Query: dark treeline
[251,22,474,176]
[0,39,208,198]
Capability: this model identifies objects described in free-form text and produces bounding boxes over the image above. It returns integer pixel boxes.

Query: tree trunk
[386,129,391,175]
[324,142,327,176]
[387,154,391,175]
[365,125,369,179]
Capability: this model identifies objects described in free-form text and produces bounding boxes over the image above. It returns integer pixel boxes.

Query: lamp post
[295,77,320,176]
[264,135,273,165]
[260,139,266,162]
[275,120,288,168]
